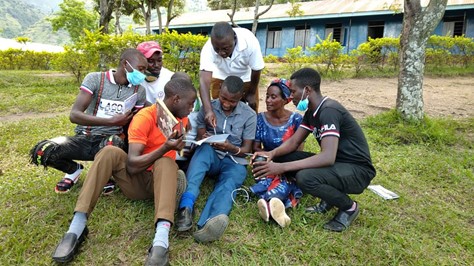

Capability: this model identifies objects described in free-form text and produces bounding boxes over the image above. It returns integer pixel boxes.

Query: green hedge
[1,33,472,82]
[0,29,207,84]
[0,49,60,70]
[273,35,473,77]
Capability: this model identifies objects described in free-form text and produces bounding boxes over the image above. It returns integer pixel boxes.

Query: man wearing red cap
[137,41,174,104]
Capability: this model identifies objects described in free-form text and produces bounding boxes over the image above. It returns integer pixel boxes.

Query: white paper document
[368,185,400,200]
[123,93,138,113]
[184,134,230,146]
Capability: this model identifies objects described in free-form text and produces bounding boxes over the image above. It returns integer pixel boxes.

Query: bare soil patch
[1,76,472,122]
[257,76,474,120]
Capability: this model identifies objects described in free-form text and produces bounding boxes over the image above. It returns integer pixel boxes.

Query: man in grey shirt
[175,76,256,243]
[30,48,148,194]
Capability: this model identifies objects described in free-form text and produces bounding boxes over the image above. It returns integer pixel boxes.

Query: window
[295,25,310,48]
[266,27,282,49]
[443,16,465,37]
[325,23,344,44]
[368,21,384,40]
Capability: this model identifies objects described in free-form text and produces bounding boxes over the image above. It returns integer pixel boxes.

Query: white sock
[64,164,83,182]
[152,221,170,248]
[67,212,87,236]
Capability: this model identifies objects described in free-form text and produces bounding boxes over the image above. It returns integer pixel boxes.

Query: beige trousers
[75,146,178,224]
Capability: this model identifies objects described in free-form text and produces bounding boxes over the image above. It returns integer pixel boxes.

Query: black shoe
[52,227,88,263]
[305,200,334,214]
[145,246,170,266]
[323,203,359,232]
[176,207,193,232]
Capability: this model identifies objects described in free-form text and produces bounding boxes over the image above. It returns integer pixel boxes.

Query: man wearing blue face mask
[30,48,149,195]
[252,67,376,232]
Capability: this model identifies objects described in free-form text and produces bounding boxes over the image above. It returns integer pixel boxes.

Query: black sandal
[55,178,75,194]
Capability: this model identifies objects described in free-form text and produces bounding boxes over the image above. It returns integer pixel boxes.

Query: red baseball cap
[137,41,162,58]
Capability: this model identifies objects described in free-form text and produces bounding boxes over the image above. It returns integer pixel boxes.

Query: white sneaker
[257,199,270,222]
[269,198,291,227]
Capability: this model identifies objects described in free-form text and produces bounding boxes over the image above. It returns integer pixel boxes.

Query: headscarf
[269,78,292,103]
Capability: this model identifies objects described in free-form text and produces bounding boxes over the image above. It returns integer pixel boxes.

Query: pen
[213,127,217,135]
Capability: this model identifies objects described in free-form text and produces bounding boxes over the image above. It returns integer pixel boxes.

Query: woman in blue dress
[250,78,303,227]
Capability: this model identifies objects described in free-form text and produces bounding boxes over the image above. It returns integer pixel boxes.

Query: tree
[140,0,154,35]
[208,0,285,34]
[121,0,183,34]
[48,0,98,43]
[286,0,304,17]
[164,0,185,29]
[99,0,115,34]
[114,0,125,35]
[251,0,275,34]
[15,37,31,45]
[397,0,448,120]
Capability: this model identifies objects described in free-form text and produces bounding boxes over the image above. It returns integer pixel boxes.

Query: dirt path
[1,76,472,122]
[258,76,474,120]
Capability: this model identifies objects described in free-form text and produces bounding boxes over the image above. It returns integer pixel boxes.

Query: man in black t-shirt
[252,67,376,232]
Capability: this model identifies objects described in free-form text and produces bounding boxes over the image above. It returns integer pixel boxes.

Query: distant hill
[28,0,64,13]
[0,0,45,38]
[0,0,72,45]
[0,0,207,46]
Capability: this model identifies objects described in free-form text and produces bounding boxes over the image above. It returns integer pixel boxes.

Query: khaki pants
[75,146,178,224]
[210,78,258,112]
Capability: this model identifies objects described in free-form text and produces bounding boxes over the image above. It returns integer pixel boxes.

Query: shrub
[307,34,346,75]
[353,37,400,71]
[264,54,280,63]
[50,46,98,83]
[283,46,306,73]
[0,49,59,70]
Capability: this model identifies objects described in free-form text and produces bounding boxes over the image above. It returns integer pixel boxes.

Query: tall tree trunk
[227,0,238,27]
[252,0,274,34]
[397,0,447,120]
[99,0,115,34]
[141,1,152,34]
[165,0,175,29]
[114,0,124,35]
[156,3,163,34]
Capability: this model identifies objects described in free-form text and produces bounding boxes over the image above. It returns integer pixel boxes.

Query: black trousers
[275,151,375,210]
[34,134,124,174]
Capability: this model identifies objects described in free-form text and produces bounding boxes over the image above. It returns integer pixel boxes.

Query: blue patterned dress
[252,111,304,208]
[255,112,303,150]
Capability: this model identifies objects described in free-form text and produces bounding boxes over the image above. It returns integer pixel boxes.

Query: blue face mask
[296,89,309,111]
[125,60,146,85]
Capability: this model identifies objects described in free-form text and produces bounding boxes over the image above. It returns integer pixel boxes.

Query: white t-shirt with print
[141,67,174,103]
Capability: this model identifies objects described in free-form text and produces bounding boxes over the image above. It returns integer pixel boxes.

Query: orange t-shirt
[128,104,188,169]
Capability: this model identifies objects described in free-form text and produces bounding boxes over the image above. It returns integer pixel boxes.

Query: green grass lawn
[0,71,473,265]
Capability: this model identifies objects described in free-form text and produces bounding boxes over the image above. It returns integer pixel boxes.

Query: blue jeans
[185,144,247,228]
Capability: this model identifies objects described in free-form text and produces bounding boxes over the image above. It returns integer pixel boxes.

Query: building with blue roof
[138,0,474,56]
